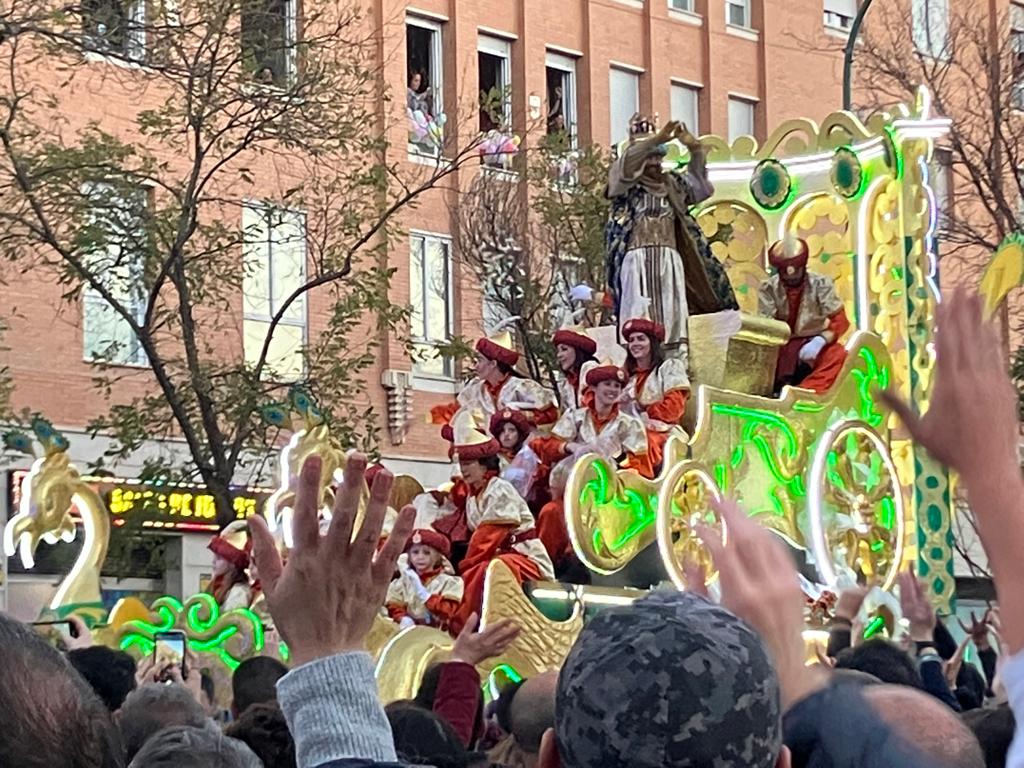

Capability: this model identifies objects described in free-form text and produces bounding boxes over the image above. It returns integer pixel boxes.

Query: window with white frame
[82,182,148,366]
[546,52,578,142]
[242,204,307,380]
[609,67,640,147]
[1012,3,1024,108]
[407,17,445,154]
[410,233,455,378]
[824,0,857,31]
[241,0,297,86]
[728,96,756,142]
[479,34,512,133]
[912,0,949,58]
[669,0,695,11]
[82,0,146,58]
[726,0,752,28]
[671,82,700,134]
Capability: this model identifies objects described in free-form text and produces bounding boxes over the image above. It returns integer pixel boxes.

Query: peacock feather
[2,430,34,456]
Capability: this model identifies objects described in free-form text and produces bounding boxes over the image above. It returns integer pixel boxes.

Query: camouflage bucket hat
[554,589,782,768]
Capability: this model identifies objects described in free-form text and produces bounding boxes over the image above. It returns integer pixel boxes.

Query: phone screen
[32,621,73,647]
[153,632,186,672]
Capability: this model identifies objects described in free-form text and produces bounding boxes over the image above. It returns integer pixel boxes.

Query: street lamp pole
[842,0,876,111]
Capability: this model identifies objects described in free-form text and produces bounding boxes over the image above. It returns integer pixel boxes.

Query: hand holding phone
[153,630,187,681]
[31,620,74,648]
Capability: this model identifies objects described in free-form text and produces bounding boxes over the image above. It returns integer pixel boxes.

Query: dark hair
[560,347,598,377]
[225,703,296,768]
[385,702,480,768]
[834,639,923,689]
[955,663,987,712]
[495,360,520,378]
[467,454,503,474]
[624,333,665,376]
[68,646,138,711]
[129,725,261,768]
[492,679,524,734]
[0,613,125,768]
[201,669,216,706]
[962,704,1015,768]
[119,683,207,761]
[232,656,288,717]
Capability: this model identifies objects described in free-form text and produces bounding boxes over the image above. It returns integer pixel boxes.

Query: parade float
[4,88,953,705]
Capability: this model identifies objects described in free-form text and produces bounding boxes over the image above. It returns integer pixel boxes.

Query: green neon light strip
[580,460,656,554]
[863,615,887,639]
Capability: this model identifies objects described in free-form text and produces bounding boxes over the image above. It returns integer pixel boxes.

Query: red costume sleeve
[827,307,850,342]
[433,662,482,747]
[386,603,408,622]
[458,523,516,576]
[646,389,687,425]
[431,402,460,426]
[623,451,655,480]
[530,435,568,465]
[424,595,461,625]
[528,404,559,427]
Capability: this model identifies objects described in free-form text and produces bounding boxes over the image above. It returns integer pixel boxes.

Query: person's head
[768,234,809,288]
[231,656,288,717]
[962,703,1015,768]
[508,671,558,755]
[489,409,531,453]
[622,319,665,374]
[865,684,984,768]
[208,522,251,580]
[552,330,598,375]
[474,335,520,383]
[0,612,124,768]
[225,703,296,768]
[834,639,923,688]
[955,662,987,712]
[585,365,627,410]
[119,682,207,761]
[405,528,451,574]
[541,590,786,768]
[409,71,423,91]
[386,702,479,768]
[200,670,217,717]
[129,725,262,768]
[458,454,501,487]
[68,646,138,712]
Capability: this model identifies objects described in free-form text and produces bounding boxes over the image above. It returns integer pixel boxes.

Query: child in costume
[385,527,464,633]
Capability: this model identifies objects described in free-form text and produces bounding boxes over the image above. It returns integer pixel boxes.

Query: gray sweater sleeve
[276,652,398,768]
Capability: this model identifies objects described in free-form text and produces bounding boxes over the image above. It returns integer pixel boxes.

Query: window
[609,67,640,146]
[728,97,756,142]
[479,35,512,133]
[912,0,949,58]
[242,204,307,380]
[726,0,752,28]
[407,17,445,155]
[240,0,297,86]
[410,233,455,378]
[671,82,700,133]
[82,0,145,58]
[82,183,148,365]
[824,0,857,31]
[546,52,578,142]
[1012,4,1024,108]
[670,0,695,11]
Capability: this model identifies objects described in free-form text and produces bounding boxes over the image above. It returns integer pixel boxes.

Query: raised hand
[959,610,995,651]
[250,454,416,667]
[833,582,874,623]
[450,612,521,667]
[897,571,936,643]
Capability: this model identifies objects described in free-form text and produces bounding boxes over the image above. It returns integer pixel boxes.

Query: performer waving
[621,317,689,475]
[450,411,554,632]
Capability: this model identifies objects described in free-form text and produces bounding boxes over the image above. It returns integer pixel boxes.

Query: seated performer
[206,521,253,612]
[758,235,850,394]
[431,330,558,432]
[552,326,598,409]
[604,115,737,357]
[450,411,555,632]
[490,408,547,507]
[489,409,532,466]
[531,362,649,571]
[385,528,463,633]
[621,317,689,475]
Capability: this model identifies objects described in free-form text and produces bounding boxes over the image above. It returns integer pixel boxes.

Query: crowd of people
[1,289,1023,768]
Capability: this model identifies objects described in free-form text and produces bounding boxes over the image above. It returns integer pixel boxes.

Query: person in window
[430,330,558,436]
[602,115,738,360]
[408,70,433,118]
[758,234,850,394]
[531,363,648,570]
[547,86,565,134]
[450,410,554,633]
[620,317,689,476]
[552,327,598,410]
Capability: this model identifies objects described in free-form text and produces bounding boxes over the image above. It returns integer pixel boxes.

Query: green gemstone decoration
[750,159,791,210]
[831,147,864,199]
